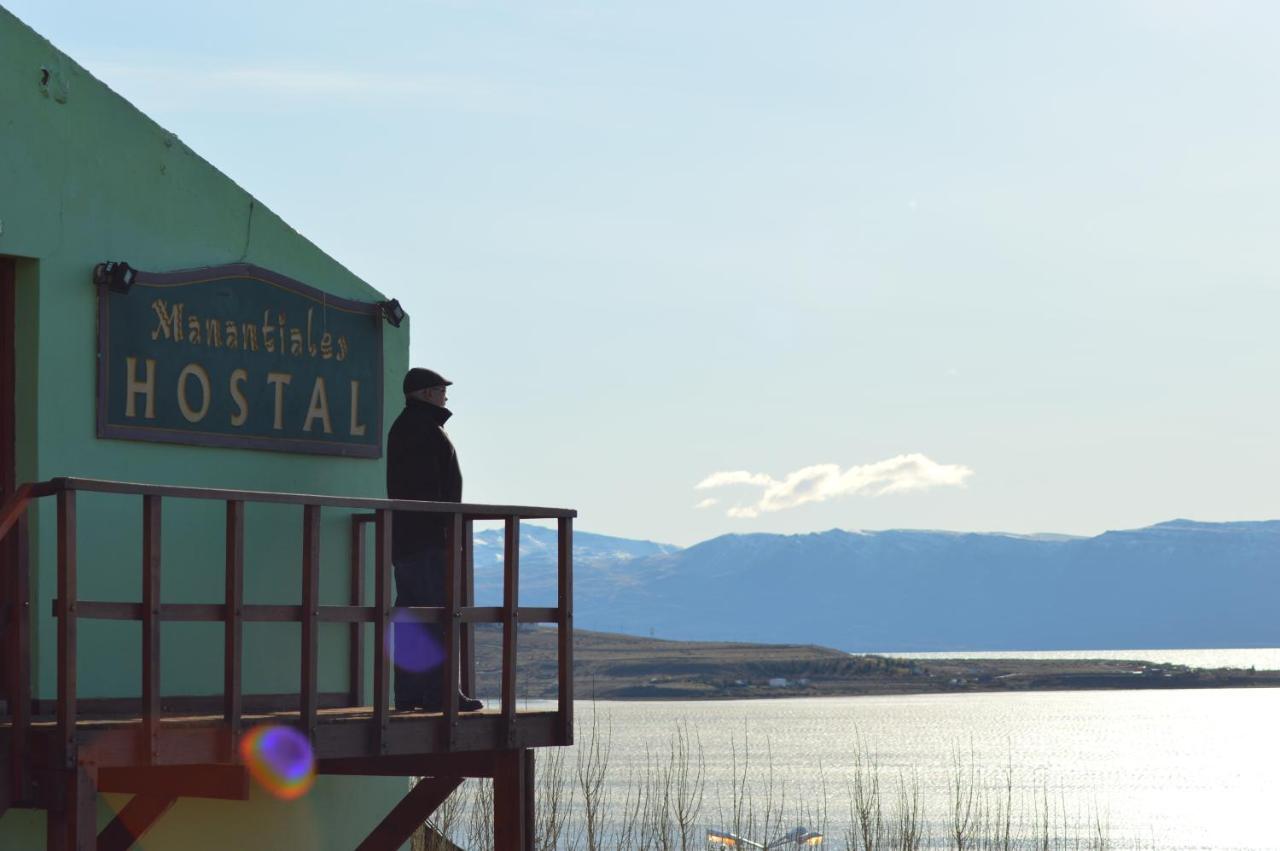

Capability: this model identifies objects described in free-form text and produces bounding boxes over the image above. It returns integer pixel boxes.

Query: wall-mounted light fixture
[93,261,137,294]
[378,298,406,327]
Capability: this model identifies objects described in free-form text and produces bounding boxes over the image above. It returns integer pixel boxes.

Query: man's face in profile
[420,386,448,407]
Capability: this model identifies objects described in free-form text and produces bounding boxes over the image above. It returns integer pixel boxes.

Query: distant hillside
[470,626,1280,701]
[471,524,678,606]
[486,519,1280,652]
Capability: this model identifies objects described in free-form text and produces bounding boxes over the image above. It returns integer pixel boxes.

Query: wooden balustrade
[1,476,576,775]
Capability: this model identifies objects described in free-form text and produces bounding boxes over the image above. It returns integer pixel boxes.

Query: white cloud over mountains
[695,453,973,519]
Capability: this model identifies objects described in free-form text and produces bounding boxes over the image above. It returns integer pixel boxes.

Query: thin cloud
[694,498,720,510]
[695,471,774,489]
[85,61,542,115]
[695,453,973,518]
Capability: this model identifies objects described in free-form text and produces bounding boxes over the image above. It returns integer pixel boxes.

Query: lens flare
[387,612,445,673]
[239,724,316,800]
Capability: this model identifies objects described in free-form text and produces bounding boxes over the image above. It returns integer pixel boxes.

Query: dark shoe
[395,701,420,712]
[419,693,485,713]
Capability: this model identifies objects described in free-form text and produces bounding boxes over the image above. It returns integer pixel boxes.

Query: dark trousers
[393,548,446,707]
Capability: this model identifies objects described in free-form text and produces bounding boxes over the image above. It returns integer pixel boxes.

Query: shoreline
[473,626,1280,701]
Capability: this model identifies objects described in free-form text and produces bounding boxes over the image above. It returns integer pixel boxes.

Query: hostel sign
[97,264,383,457]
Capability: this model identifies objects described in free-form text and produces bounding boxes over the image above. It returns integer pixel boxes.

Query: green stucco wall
[0,777,415,850]
[1,6,413,847]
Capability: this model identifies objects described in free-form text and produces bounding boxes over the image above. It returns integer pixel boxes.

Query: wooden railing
[1,477,575,777]
[0,481,37,802]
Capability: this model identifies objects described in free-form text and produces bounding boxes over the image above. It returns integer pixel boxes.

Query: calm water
[877,648,1280,670]
[563,688,1280,849]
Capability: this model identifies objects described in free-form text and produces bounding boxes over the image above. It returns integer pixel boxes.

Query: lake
[556,686,1280,849]
[877,648,1280,671]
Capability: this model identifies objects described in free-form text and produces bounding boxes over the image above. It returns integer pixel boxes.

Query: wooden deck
[0,477,575,850]
[2,707,561,768]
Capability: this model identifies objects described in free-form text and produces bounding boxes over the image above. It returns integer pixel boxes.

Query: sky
[9,1,1280,545]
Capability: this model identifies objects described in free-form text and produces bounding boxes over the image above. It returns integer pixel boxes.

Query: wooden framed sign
[97,264,384,458]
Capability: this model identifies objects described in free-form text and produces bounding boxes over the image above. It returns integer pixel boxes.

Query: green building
[1,7,573,849]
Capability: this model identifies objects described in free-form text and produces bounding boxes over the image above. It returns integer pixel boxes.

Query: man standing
[386,367,482,712]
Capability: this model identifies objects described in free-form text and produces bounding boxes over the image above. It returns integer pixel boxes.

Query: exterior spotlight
[379,298,405,327]
[93,261,137,294]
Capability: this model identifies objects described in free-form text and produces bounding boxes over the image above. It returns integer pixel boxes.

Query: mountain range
[471,519,1279,652]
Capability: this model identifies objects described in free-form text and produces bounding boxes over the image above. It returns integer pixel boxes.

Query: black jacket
[386,399,462,558]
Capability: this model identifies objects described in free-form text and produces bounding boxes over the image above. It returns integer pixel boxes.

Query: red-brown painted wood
[318,751,497,777]
[461,517,476,697]
[56,490,77,768]
[18,709,563,774]
[98,764,249,800]
[0,259,17,800]
[12,475,572,844]
[46,762,97,851]
[524,748,536,846]
[502,518,520,746]
[0,482,32,545]
[442,514,462,746]
[96,793,177,851]
[34,691,351,718]
[373,509,392,754]
[354,775,462,851]
[0,259,13,497]
[224,501,244,742]
[47,477,576,518]
[240,604,302,621]
[141,495,162,764]
[557,516,575,744]
[349,514,369,707]
[300,504,321,738]
[5,511,31,802]
[493,749,533,851]
[51,601,554,627]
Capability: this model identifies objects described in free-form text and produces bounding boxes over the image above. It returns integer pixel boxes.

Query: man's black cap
[403,368,452,395]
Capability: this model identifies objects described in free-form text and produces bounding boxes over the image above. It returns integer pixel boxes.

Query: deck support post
[493,748,534,851]
[46,761,97,851]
